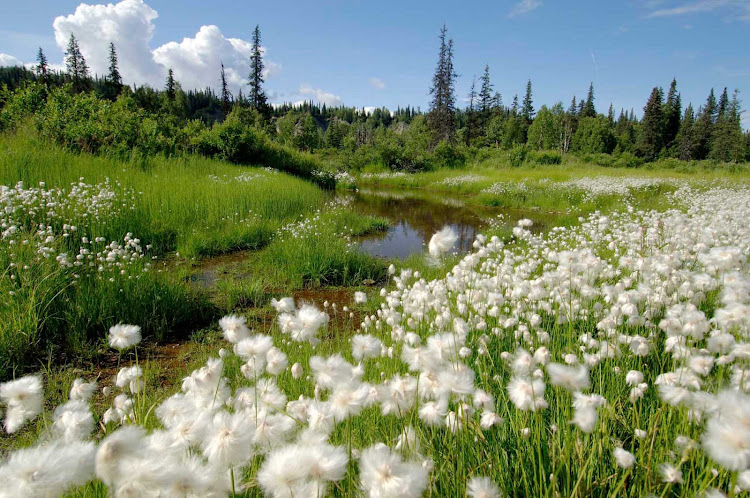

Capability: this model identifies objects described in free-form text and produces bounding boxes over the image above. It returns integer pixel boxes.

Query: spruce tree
[65,34,90,92]
[522,79,534,121]
[35,47,48,80]
[428,24,457,144]
[709,89,744,162]
[165,69,176,100]
[607,104,615,125]
[636,86,665,161]
[249,25,269,115]
[105,42,122,99]
[220,62,232,119]
[465,77,480,146]
[582,83,596,118]
[692,89,717,160]
[675,103,694,161]
[662,78,681,152]
[478,64,494,115]
[107,42,122,86]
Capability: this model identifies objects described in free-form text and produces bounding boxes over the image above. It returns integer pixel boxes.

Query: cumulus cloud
[508,0,543,17]
[49,0,280,92]
[297,84,343,106]
[53,0,162,85]
[153,25,280,92]
[369,77,386,90]
[0,54,24,67]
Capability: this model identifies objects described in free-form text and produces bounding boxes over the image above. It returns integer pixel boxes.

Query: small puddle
[336,188,557,259]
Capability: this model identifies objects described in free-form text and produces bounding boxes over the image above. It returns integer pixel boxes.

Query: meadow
[2,139,750,497]
[0,130,387,380]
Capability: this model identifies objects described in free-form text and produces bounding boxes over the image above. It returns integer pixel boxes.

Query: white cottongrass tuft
[613,447,636,469]
[428,225,458,258]
[359,443,429,498]
[218,314,250,344]
[0,375,44,433]
[466,476,502,497]
[107,324,142,350]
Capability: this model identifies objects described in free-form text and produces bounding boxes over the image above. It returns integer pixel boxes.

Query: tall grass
[0,131,325,258]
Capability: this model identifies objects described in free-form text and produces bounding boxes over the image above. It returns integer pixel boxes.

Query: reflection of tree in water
[340,189,564,258]
[350,191,483,253]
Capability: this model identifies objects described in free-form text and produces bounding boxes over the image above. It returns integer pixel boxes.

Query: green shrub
[508,144,529,167]
[527,150,562,165]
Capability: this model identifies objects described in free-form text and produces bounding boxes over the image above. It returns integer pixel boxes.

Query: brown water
[336,188,557,259]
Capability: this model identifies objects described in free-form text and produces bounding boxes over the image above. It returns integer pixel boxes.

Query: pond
[335,188,558,259]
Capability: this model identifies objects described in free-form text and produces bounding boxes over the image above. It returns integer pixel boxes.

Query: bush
[527,150,562,165]
[508,145,529,167]
[432,140,466,169]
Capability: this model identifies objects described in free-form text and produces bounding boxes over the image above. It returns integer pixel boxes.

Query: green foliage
[573,116,616,154]
[432,140,466,169]
[508,144,528,167]
[526,149,562,165]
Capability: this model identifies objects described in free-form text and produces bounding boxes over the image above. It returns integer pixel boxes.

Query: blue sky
[1,0,749,127]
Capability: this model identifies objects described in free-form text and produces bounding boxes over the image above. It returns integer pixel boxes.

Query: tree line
[1,25,748,168]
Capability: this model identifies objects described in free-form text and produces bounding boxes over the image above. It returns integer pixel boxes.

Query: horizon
[1,0,749,128]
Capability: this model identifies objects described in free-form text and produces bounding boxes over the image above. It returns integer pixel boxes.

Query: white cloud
[53,0,162,85]
[0,54,24,67]
[297,84,343,106]
[50,0,280,93]
[508,0,543,17]
[369,77,386,90]
[646,0,750,19]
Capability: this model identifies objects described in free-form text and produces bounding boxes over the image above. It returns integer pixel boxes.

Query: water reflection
[336,188,554,259]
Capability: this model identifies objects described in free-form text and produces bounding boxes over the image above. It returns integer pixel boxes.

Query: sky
[1,0,749,127]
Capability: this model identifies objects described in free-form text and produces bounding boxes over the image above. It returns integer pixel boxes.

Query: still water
[336,188,556,259]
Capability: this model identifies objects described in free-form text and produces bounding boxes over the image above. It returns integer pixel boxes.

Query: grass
[0,130,395,379]
[356,151,750,217]
[0,130,325,258]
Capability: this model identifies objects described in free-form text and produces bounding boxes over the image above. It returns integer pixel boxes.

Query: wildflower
[613,447,636,469]
[359,443,429,498]
[466,476,502,498]
[270,297,295,314]
[108,323,141,350]
[546,363,590,391]
[354,291,367,304]
[429,226,458,258]
[507,377,547,412]
[659,463,684,484]
[219,315,250,344]
[0,375,44,433]
[69,378,97,401]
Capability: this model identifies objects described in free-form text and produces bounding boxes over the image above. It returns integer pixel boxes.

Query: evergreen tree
[465,77,480,145]
[607,104,615,126]
[675,103,695,161]
[478,64,494,114]
[636,86,665,161]
[35,47,48,80]
[65,34,90,92]
[220,62,232,119]
[692,89,717,160]
[511,95,519,115]
[428,24,457,144]
[709,89,744,162]
[662,78,681,151]
[716,87,729,120]
[103,42,123,100]
[107,42,122,86]
[522,79,534,121]
[165,69,176,100]
[568,96,578,116]
[249,25,269,115]
[581,83,596,118]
